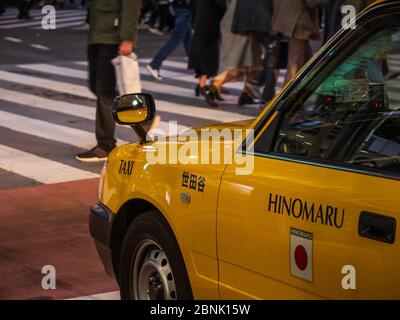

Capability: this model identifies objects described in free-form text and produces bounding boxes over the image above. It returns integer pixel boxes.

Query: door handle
[358,212,396,244]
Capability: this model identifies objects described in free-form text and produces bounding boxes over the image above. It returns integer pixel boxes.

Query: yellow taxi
[90,0,400,299]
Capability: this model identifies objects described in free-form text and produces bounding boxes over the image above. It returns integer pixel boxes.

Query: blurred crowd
[0,0,378,161]
[0,0,86,18]
[145,0,375,107]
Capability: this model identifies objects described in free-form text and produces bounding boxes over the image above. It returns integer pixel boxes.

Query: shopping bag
[112,53,142,95]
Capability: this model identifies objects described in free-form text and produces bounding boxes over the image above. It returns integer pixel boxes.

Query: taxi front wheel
[119,211,193,300]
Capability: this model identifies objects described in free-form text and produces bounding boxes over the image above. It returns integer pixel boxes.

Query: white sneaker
[146,64,162,81]
[149,27,164,35]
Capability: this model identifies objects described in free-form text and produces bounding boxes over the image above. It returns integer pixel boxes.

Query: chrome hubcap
[132,240,177,300]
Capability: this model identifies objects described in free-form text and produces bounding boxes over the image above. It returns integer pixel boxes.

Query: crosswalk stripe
[76,60,243,91]
[0,145,98,184]
[0,88,95,119]
[0,109,98,149]
[0,9,73,21]
[18,63,239,100]
[0,88,190,136]
[0,11,86,25]
[142,58,188,70]
[8,66,253,122]
[37,20,83,29]
[19,63,87,78]
[0,70,95,98]
[0,15,86,29]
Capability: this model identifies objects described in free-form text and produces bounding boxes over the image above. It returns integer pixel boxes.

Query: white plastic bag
[112,53,142,95]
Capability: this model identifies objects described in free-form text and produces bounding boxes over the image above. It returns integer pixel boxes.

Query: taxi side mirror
[112,93,157,143]
[112,93,156,125]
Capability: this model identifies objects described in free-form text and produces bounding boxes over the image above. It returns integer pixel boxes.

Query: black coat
[188,0,226,77]
[231,0,273,34]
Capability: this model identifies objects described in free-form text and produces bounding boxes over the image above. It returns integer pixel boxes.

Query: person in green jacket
[76,0,140,162]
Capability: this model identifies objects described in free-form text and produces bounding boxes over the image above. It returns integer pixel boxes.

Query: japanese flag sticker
[290,228,313,282]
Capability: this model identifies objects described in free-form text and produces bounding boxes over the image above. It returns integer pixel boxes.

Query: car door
[217,6,400,299]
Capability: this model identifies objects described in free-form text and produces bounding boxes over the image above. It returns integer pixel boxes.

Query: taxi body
[90,0,400,299]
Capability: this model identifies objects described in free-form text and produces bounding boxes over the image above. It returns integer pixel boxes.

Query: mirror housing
[112,93,156,125]
[112,93,157,143]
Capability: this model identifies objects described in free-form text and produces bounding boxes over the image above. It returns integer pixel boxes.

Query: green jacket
[89,0,140,45]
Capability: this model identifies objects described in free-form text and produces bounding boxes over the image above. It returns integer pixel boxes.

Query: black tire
[119,210,193,300]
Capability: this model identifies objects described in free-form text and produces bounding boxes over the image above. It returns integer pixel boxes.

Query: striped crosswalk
[0,57,262,188]
[1,53,400,189]
[0,8,86,30]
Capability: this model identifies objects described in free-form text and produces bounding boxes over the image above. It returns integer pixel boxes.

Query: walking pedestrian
[230,0,275,106]
[148,0,172,35]
[0,0,5,15]
[76,0,140,162]
[146,0,194,81]
[273,0,328,84]
[17,0,34,19]
[208,0,264,107]
[188,0,226,107]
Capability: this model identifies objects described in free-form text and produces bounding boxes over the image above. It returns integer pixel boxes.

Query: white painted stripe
[18,64,87,79]
[35,20,84,29]
[0,12,86,25]
[0,9,76,22]
[29,44,50,51]
[141,57,287,74]
[19,63,228,100]
[10,66,253,122]
[0,110,98,149]
[0,145,98,184]
[3,37,23,43]
[0,88,189,136]
[0,70,95,99]
[0,15,86,29]
[142,58,188,70]
[155,99,254,123]
[68,291,120,300]
[0,88,95,119]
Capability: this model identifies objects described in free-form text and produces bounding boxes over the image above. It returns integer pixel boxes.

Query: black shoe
[200,85,218,107]
[209,84,224,101]
[238,92,260,106]
[75,146,109,163]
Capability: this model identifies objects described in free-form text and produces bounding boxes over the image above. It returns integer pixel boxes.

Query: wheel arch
[109,198,185,285]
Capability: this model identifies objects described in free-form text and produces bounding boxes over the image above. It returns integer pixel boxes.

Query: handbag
[112,53,142,95]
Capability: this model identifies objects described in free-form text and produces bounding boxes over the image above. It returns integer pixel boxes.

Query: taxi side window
[272,25,400,176]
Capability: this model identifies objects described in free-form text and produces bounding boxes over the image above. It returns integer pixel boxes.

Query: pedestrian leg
[150,8,193,70]
[285,38,311,84]
[93,44,119,153]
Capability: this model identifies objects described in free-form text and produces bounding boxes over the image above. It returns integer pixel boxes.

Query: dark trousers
[148,3,170,30]
[88,44,119,153]
[285,38,312,84]
[151,7,192,69]
[254,33,279,103]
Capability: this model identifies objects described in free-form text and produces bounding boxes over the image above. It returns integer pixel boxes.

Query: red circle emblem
[294,245,308,271]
